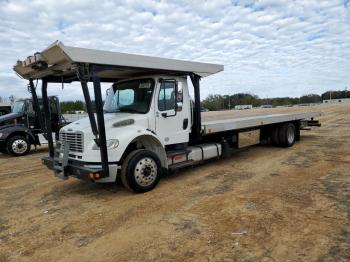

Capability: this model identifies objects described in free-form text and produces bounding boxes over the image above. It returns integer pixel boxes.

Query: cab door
[25,100,38,129]
[155,79,190,145]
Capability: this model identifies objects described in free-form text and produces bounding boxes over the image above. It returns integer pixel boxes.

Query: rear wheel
[7,136,31,156]
[121,149,161,193]
[278,123,296,147]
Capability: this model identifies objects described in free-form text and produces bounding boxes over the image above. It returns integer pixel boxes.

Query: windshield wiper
[119,108,140,113]
[104,109,121,113]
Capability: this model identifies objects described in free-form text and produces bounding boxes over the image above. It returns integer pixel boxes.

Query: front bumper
[42,157,105,181]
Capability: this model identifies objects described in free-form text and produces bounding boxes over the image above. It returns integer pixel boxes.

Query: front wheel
[121,149,161,193]
[7,136,31,156]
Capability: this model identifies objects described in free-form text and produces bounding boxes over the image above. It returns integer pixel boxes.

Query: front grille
[59,131,84,153]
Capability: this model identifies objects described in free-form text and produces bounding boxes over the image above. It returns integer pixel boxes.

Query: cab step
[169,160,197,170]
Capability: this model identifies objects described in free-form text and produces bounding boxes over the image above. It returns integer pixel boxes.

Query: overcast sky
[0,0,349,101]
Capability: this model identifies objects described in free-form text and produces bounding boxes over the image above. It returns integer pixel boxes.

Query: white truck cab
[59,75,192,183]
[14,42,321,193]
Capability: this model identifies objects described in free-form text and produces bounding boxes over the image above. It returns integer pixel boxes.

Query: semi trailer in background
[14,41,321,192]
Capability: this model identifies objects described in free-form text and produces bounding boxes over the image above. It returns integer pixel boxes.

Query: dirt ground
[0,104,349,262]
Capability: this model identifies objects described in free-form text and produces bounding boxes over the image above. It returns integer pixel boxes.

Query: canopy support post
[92,68,109,178]
[29,79,44,131]
[80,80,99,140]
[41,79,54,158]
[189,73,202,143]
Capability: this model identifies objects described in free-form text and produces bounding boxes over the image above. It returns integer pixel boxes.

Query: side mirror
[176,102,183,111]
[25,101,35,115]
[174,80,178,111]
[175,81,183,112]
[106,88,112,98]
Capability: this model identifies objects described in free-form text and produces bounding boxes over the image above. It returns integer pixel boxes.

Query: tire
[278,123,296,147]
[7,136,31,156]
[121,149,161,193]
[121,149,143,192]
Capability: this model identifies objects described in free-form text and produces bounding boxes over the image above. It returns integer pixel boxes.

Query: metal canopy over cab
[14,41,223,81]
[14,41,224,180]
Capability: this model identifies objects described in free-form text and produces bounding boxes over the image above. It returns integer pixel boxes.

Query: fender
[0,125,38,144]
[131,133,168,168]
[115,128,168,168]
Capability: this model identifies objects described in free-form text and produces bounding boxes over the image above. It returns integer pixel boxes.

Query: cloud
[0,0,349,101]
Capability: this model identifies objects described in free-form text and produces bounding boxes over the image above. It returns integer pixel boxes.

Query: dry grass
[0,104,349,261]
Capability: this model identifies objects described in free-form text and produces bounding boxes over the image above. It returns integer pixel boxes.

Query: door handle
[183,118,188,129]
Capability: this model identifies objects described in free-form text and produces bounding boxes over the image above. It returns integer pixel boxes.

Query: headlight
[92,139,119,150]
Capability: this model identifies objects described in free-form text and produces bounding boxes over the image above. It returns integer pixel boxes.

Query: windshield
[12,101,25,113]
[103,79,155,114]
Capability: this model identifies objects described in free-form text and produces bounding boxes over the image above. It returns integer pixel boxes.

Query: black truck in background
[0,97,64,156]
[0,103,11,116]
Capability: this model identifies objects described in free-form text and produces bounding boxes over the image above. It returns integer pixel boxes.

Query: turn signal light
[89,172,100,179]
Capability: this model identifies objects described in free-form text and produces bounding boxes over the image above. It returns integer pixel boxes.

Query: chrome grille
[59,131,84,153]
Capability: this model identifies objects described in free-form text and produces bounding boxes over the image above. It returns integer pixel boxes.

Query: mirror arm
[174,80,178,111]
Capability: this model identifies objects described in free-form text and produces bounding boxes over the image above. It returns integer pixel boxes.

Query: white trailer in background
[323,98,350,104]
[14,41,321,193]
[234,105,253,110]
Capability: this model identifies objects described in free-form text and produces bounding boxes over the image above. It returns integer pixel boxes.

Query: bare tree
[9,95,15,104]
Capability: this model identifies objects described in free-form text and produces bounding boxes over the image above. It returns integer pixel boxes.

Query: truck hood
[0,113,23,126]
[61,113,149,133]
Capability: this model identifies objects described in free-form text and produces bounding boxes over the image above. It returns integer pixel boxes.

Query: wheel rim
[134,157,157,187]
[12,139,28,154]
[287,127,295,144]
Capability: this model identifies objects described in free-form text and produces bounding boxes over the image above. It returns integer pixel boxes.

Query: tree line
[201,90,350,111]
[60,100,86,113]
[321,90,350,100]
[50,89,350,113]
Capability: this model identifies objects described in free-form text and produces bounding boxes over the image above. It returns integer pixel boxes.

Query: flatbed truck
[14,41,321,192]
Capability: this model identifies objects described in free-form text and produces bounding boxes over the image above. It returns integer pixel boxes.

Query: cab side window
[158,81,175,111]
[27,101,35,114]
